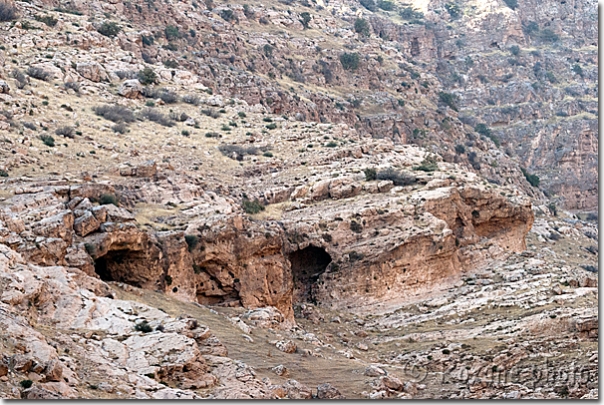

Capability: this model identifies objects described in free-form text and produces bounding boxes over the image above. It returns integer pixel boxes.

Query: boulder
[73,211,101,237]
[76,62,108,82]
[118,79,143,99]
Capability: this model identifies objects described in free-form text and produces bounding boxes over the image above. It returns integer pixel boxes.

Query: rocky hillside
[0,0,598,399]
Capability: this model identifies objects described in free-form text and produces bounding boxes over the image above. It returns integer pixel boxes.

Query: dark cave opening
[94,250,142,287]
[289,246,332,304]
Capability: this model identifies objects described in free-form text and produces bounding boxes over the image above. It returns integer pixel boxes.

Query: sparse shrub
[55,126,75,138]
[520,168,540,187]
[364,167,377,181]
[35,14,58,27]
[64,81,80,93]
[185,234,199,251]
[205,132,221,138]
[97,21,122,37]
[220,9,236,22]
[99,193,118,206]
[455,144,465,154]
[263,151,273,157]
[238,111,247,118]
[22,121,36,131]
[163,42,178,51]
[170,112,190,122]
[325,141,338,147]
[503,0,518,10]
[134,321,153,333]
[26,66,51,81]
[164,25,181,40]
[243,4,254,18]
[142,35,154,46]
[182,94,200,106]
[523,21,539,35]
[93,105,136,123]
[350,220,363,233]
[112,123,128,134]
[547,202,557,216]
[40,134,55,147]
[140,108,175,127]
[145,100,155,107]
[438,92,458,111]
[137,67,158,85]
[242,198,265,214]
[354,18,370,37]
[181,129,190,136]
[300,12,311,28]
[572,64,583,77]
[0,1,18,22]
[415,155,439,172]
[359,0,376,11]
[84,243,96,255]
[163,59,179,69]
[377,0,394,11]
[265,123,277,130]
[218,144,259,160]
[445,2,461,18]
[201,108,221,118]
[20,380,33,389]
[12,68,28,89]
[377,167,417,185]
[0,169,8,177]
[509,45,520,56]
[399,6,423,20]
[340,52,360,71]
[537,28,559,43]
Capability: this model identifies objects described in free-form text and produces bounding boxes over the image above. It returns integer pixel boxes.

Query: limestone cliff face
[0,141,533,320]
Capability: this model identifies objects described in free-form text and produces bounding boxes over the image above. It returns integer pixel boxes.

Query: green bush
[265,123,277,130]
[521,168,540,187]
[20,380,33,389]
[509,45,520,56]
[572,64,583,77]
[455,144,465,154]
[263,151,273,157]
[164,25,181,40]
[415,155,438,172]
[359,0,376,11]
[138,68,158,85]
[399,6,423,20]
[537,29,559,43]
[377,0,394,11]
[40,134,55,147]
[134,321,153,333]
[242,198,265,214]
[438,92,458,111]
[325,141,338,147]
[163,59,179,69]
[97,21,122,37]
[221,9,236,22]
[503,0,518,9]
[354,18,370,36]
[445,2,461,18]
[377,167,417,185]
[300,12,311,29]
[364,167,377,181]
[0,169,8,177]
[185,235,199,251]
[340,53,360,71]
[523,21,539,35]
[35,14,58,27]
[99,193,118,206]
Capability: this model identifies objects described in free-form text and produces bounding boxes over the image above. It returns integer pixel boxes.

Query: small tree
[340,53,360,71]
[354,18,370,37]
[300,12,311,29]
[97,21,122,37]
[138,67,158,85]
[438,92,458,111]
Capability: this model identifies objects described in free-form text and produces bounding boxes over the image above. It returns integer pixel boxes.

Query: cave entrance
[289,246,332,304]
[94,249,142,287]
